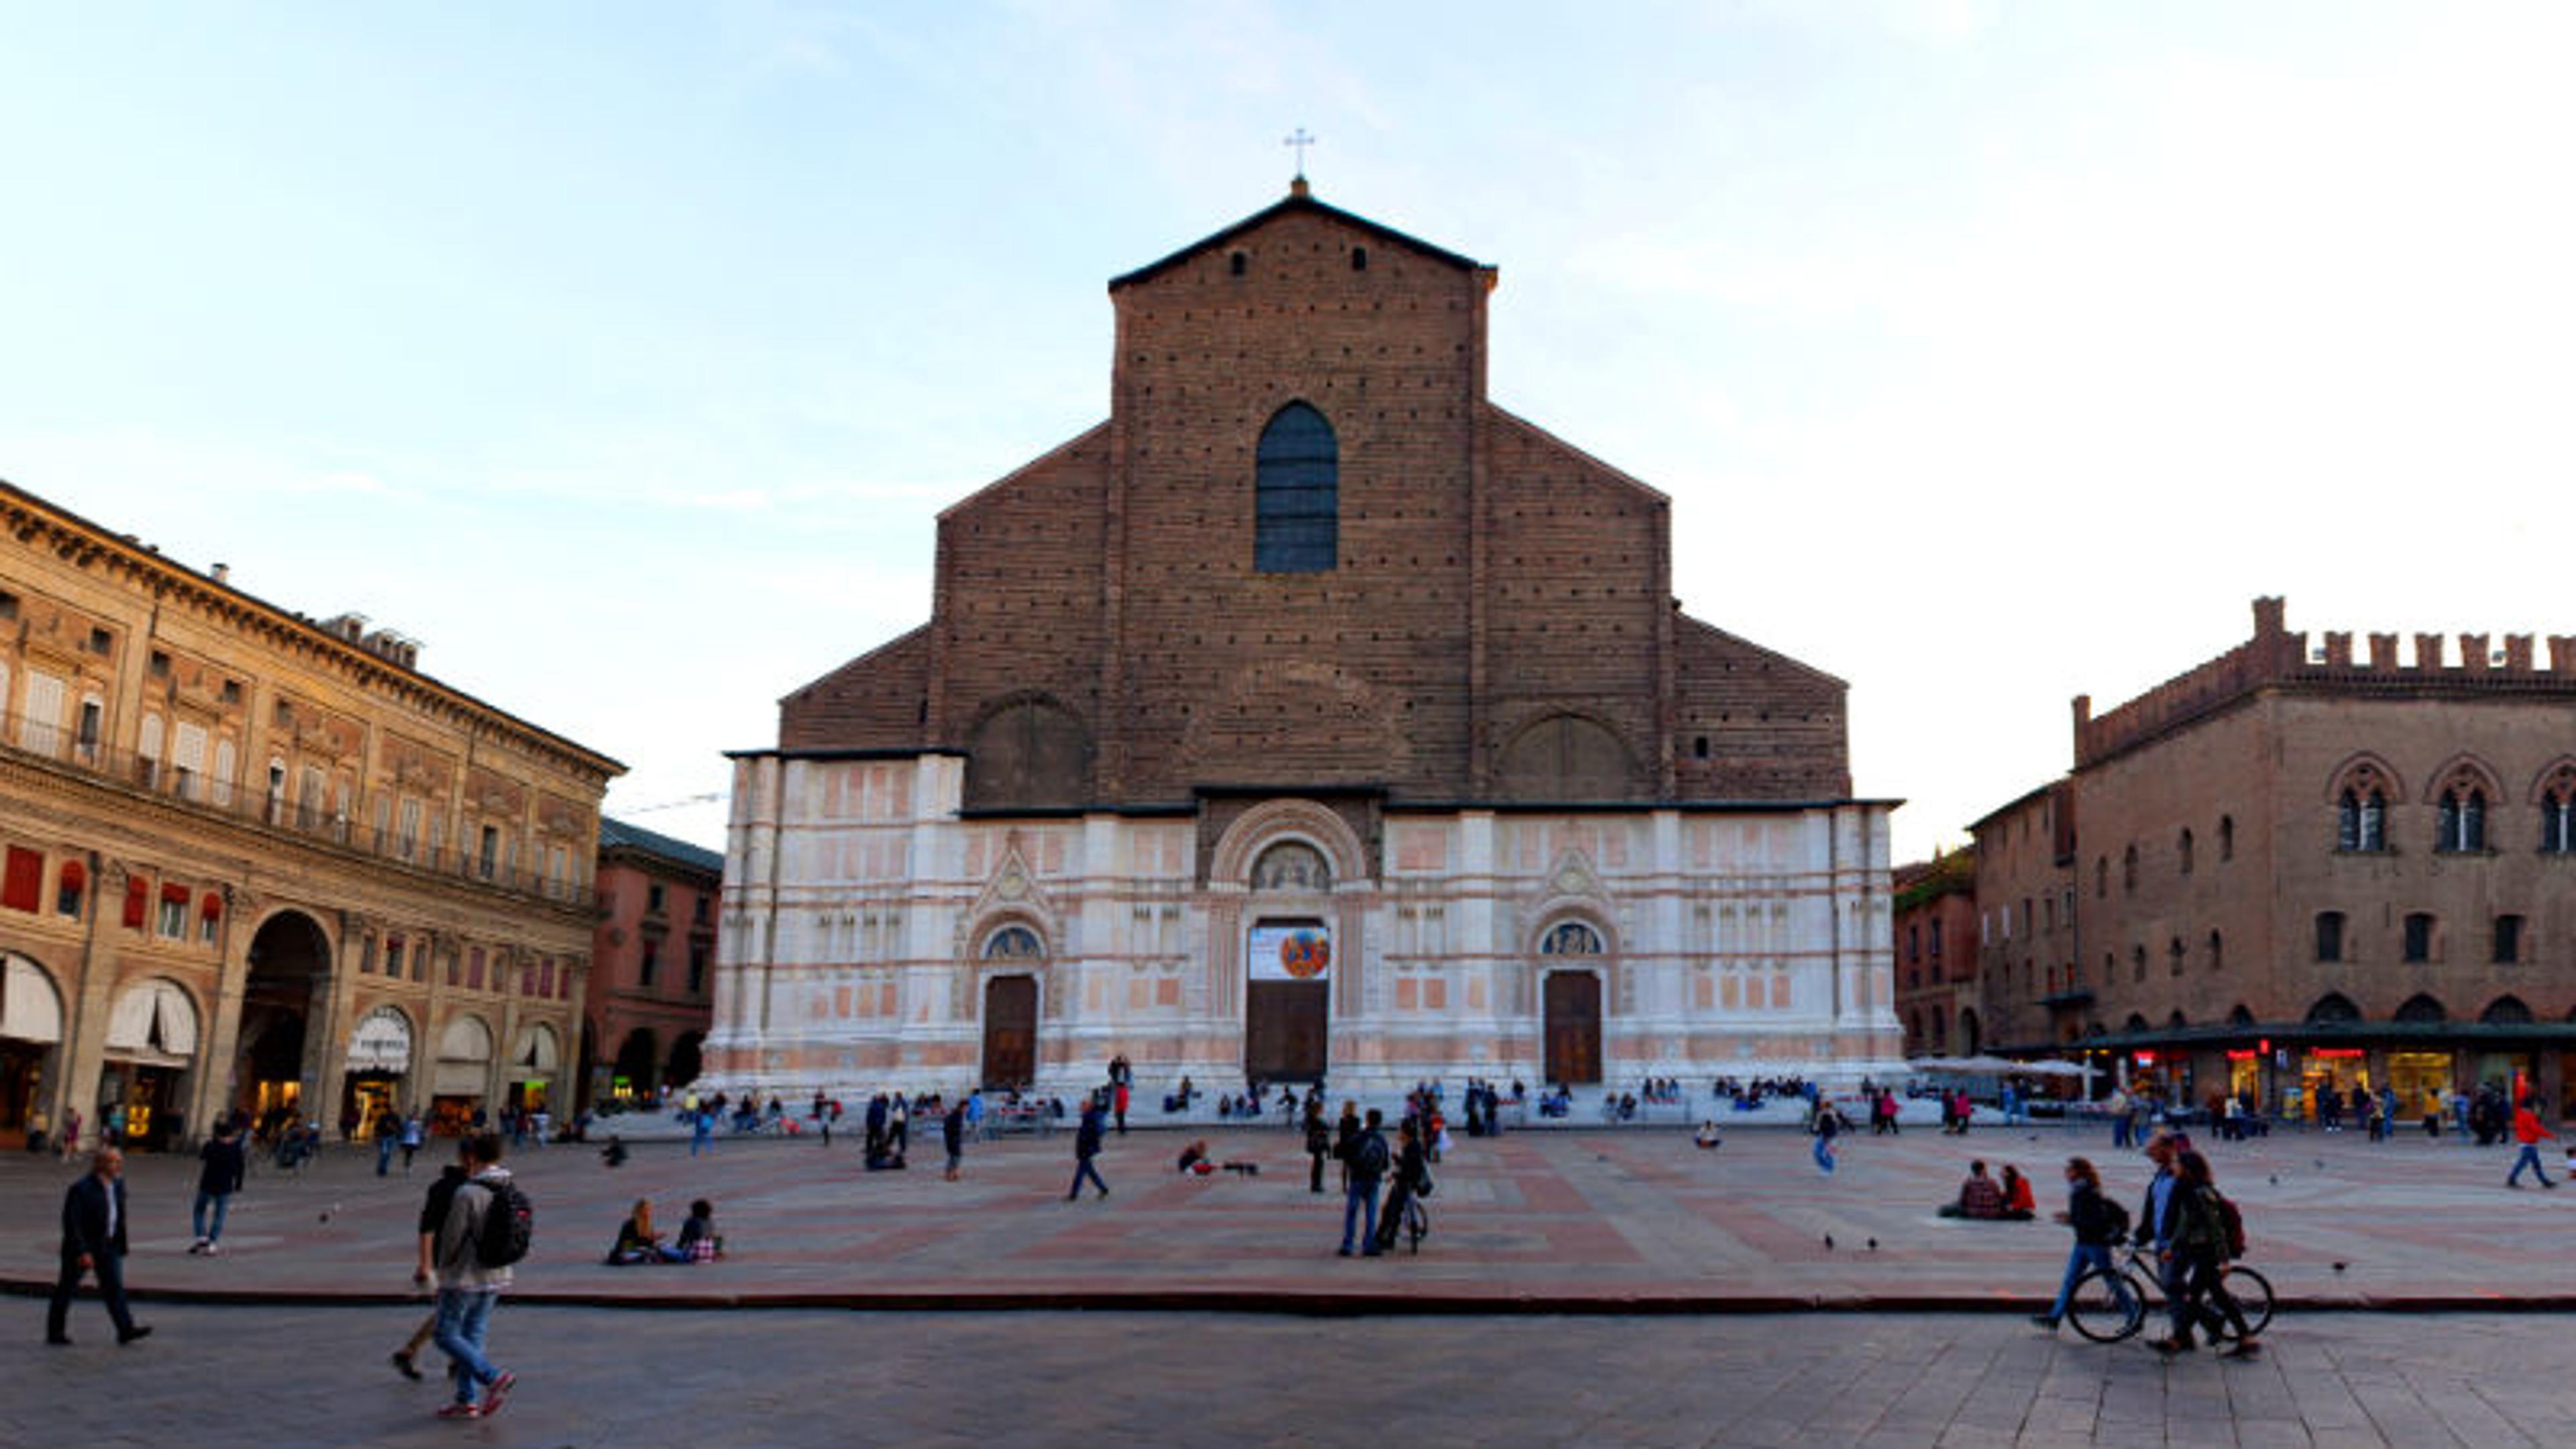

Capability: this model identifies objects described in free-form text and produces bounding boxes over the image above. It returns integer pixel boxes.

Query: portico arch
[0,953,65,1148]
[238,909,334,1126]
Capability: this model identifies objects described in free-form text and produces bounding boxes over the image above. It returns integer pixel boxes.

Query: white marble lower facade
[704,753,1904,1103]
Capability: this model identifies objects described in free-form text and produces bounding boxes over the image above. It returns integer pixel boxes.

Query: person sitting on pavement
[1177,1140,1216,1175]
[1695,1121,1723,1150]
[1999,1163,2038,1220]
[1938,1160,2008,1219]
[674,1199,721,1262]
[606,1199,665,1265]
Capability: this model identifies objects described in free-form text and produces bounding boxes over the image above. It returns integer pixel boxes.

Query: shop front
[1,955,66,1150]
[2384,1051,2453,1119]
[342,1005,414,1137]
[430,1014,492,1134]
[100,977,199,1150]
[505,1022,561,1115]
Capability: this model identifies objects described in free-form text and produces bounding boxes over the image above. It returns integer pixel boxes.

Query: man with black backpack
[1338,1108,1390,1257]
[429,1132,527,1419]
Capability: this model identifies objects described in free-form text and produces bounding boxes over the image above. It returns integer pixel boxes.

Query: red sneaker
[435,1402,481,1419]
[480,1371,516,1417]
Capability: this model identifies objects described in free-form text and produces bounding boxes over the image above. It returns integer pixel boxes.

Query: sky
[5,3,2573,863]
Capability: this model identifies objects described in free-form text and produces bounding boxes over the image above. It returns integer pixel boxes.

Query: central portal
[1242,837,1334,1083]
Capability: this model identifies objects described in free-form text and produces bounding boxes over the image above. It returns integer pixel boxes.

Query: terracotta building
[1892,847,1976,1057]
[587,817,720,1108]
[0,482,619,1149]
[1970,597,2576,1117]
[709,182,1901,1102]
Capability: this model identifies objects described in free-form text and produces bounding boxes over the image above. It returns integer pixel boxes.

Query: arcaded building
[587,816,721,1108]
[707,184,1900,1102]
[1974,597,2576,1118]
[0,482,618,1149]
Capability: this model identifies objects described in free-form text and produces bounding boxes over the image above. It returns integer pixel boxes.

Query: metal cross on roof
[1283,127,1317,178]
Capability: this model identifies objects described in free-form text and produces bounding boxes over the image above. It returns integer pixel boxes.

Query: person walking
[392,1138,475,1382]
[399,1112,425,1173]
[943,1098,966,1181]
[690,1106,714,1157]
[1065,1097,1110,1201]
[2506,1093,2561,1189]
[2153,1148,2258,1357]
[47,1146,150,1346]
[190,1121,248,1255]
[1113,1076,1130,1135]
[1338,1108,1391,1256]
[2033,1157,2133,1332]
[1811,1097,1841,1173]
[429,1132,519,1419]
[1303,1098,1332,1193]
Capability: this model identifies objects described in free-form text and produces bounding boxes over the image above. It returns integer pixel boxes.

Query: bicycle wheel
[2218,1265,2274,1338]
[2065,1267,2144,1343]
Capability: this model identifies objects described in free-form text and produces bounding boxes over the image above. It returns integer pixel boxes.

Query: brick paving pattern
[3,1120,2566,1308]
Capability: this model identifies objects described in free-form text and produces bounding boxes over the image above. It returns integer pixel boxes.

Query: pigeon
[2332,1261,2348,1273]
[1866,1237,1879,1251]
[2268,1175,2279,1186]
[1823,1234,1835,1250]
[2314,1159,2326,1170]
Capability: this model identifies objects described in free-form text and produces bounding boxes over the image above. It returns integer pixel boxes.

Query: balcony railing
[0,707,591,906]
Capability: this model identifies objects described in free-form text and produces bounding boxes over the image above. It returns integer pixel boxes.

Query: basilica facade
[706,184,1900,1101]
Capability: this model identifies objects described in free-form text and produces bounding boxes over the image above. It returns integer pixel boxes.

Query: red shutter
[200,890,223,919]
[1,847,42,912]
[123,877,149,928]
[161,881,190,905]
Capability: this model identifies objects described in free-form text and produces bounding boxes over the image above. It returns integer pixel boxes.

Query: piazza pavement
[4,1113,2572,1446]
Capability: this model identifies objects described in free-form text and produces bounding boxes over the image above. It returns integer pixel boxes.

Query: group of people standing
[2033,1133,2261,1358]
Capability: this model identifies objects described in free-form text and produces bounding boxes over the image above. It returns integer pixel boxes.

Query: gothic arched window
[2337,788,2386,852]
[1254,402,1338,574]
[2436,787,2487,853]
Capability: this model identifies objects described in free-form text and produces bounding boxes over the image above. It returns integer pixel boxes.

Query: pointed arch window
[2435,786,2487,853]
[2337,788,2386,851]
[1254,402,1338,574]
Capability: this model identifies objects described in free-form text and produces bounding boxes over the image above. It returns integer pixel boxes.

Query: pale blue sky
[7,3,2572,859]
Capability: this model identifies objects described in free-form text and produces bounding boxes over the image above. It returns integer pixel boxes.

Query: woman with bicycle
[2155,1149,2260,1358]
[2033,1157,2132,1333]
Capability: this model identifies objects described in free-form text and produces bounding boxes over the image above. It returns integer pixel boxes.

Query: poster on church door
[1248,922,1332,982]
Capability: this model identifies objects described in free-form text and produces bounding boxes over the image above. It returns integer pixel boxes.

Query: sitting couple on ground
[605,1198,722,1265]
[1937,1161,2036,1221]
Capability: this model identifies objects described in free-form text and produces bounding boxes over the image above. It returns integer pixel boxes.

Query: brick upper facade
[777,184,1850,809]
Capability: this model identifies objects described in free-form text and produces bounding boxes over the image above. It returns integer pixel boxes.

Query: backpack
[2098,1195,2131,1244]
[473,1178,535,1267]
[2210,1189,2246,1260]
[1352,1132,1390,1179]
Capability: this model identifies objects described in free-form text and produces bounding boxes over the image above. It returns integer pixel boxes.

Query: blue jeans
[376,1136,396,1175]
[1812,1135,1835,1173]
[192,1189,232,1243]
[432,1289,502,1404]
[2045,1242,2127,1323]
[1340,1181,1381,1252]
[1067,1157,1108,1198]
[2508,1142,2554,1186]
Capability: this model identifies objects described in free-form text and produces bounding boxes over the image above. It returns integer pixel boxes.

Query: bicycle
[2065,1241,2274,1345]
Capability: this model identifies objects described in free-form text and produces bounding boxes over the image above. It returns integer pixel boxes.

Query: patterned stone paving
[3,1118,2569,1309]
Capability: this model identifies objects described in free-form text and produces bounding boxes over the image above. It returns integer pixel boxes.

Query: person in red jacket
[2506,1094,2560,1189]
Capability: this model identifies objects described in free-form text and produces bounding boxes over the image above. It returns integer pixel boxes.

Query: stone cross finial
[1284,127,1317,178]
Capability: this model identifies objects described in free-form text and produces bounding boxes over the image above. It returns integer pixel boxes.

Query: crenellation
[2370,633,2400,669]
[2416,632,2447,669]
[2322,631,2352,667]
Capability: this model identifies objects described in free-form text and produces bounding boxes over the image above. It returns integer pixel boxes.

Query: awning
[103,977,197,1063]
[433,1014,493,1097]
[1,955,64,1045]
[511,1022,561,1074]
[346,1006,414,1073]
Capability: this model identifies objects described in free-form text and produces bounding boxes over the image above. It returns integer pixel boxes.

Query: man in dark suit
[48,1145,150,1346]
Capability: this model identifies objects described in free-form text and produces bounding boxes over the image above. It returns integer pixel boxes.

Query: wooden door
[981,975,1037,1089]
[1245,981,1328,1083]
[1544,971,1602,1085]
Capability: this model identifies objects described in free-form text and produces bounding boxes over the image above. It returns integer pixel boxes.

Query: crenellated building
[707,184,1902,1103]
[1966,596,2576,1118]
[0,482,620,1149]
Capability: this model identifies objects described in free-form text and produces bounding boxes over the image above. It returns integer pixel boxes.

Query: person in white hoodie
[429,1132,519,1420]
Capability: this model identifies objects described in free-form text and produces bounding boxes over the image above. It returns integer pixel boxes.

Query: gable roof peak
[1108,184,1489,292]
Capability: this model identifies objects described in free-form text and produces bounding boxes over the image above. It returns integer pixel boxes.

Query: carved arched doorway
[1539,920,1606,1085]
[1244,842,1332,1083]
[979,926,1042,1090]
[238,910,332,1127]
